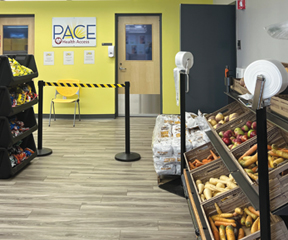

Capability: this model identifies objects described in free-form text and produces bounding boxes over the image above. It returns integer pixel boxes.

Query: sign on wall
[44,52,54,65]
[52,17,96,47]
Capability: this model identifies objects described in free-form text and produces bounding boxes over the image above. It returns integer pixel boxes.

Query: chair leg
[78,100,81,121]
[73,101,77,127]
[53,102,56,121]
[48,101,53,127]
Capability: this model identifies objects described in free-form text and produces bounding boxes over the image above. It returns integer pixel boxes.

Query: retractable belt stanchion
[180,72,186,174]
[252,76,271,240]
[37,80,53,156]
[115,81,141,162]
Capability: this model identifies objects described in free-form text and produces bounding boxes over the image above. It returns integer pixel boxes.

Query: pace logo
[52,17,96,47]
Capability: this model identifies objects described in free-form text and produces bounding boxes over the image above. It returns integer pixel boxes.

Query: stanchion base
[115,152,141,162]
[37,148,53,157]
[158,175,185,198]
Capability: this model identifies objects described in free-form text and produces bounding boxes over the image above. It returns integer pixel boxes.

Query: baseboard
[36,114,116,119]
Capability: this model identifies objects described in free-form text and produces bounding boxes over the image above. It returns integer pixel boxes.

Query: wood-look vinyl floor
[0,117,196,240]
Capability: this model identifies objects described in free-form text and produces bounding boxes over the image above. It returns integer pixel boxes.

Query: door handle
[119,66,126,71]
[186,74,189,93]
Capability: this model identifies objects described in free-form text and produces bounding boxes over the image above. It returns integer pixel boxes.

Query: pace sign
[52,17,96,47]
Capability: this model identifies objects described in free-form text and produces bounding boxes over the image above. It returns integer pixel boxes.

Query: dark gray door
[180,4,236,113]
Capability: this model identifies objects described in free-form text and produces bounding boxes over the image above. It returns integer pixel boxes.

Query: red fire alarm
[237,0,246,10]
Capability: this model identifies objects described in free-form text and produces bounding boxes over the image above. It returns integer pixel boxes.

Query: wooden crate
[205,101,250,131]
[200,188,288,240]
[190,159,239,204]
[270,95,288,119]
[184,142,221,172]
[230,127,288,211]
[215,112,255,152]
[231,78,250,95]
[214,111,274,152]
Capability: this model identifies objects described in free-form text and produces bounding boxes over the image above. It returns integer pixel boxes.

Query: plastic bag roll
[244,59,288,99]
[175,51,194,70]
[173,51,194,105]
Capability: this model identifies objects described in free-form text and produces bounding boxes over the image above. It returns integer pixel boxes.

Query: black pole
[115,81,141,162]
[256,107,271,240]
[38,80,43,150]
[37,80,52,157]
[125,81,130,154]
[180,73,186,174]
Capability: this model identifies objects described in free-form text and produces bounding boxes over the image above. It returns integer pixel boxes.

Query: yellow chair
[48,79,81,127]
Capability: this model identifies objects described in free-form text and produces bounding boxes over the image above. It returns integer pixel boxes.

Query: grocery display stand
[0,55,38,179]
[181,74,288,239]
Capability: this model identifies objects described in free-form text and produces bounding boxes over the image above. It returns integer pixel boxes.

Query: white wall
[237,0,288,68]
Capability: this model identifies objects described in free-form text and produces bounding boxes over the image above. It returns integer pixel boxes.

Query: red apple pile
[218,120,257,150]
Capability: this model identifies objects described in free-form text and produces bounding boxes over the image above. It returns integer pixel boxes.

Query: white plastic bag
[265,20,288,40]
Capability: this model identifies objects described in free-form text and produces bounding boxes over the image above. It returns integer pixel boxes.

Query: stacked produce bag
[152,113,210,176]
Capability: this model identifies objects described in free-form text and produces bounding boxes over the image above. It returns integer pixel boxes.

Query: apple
[240,135,249,142]
[246,121,252,129]
[219,131,224,138]
[230,136,235,141]
[223,130,233,138]
[234,127,244,136]
[241,125,249,132]
[218,120,225,125]
[234,138,242,144]
[228,144,234,150]
[248,129,257,138]
[215,113,224,122]
[222,137,231,145]
[252,121,257,130]
[250,130,257,138]
[231,142,241,149]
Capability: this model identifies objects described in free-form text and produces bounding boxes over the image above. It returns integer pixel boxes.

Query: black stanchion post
[257,107,271,240]
[115,81,141,162]
[125,81,130,154]
[37,80,53,157]
[180,73,186,174]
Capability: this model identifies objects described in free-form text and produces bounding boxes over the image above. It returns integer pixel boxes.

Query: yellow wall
[0,0,212,115]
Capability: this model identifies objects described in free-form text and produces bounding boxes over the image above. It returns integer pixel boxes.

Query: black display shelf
[0,86,38,117]
[206,130,259,210]
[0,108,38,148]
[273,203,288,216]
[225,90,288,133]
[0,134,37,179]
[0,55,38,87]
[183,170,211,240]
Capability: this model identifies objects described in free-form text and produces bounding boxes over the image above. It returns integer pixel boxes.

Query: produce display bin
[190,159,239,204]
[0,86,38,117]
[0,108,38,148]
[215,111,274,152]
[205,101,250,131]
[230,127,288,211]
[230,78,250,95]
[270,95,288,119]
[184,142,221,173]
[0,134,36,179]
[0,55,38,87]
[200,188,288,240]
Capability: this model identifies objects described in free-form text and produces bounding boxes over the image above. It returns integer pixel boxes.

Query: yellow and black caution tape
[44,82,125,88]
